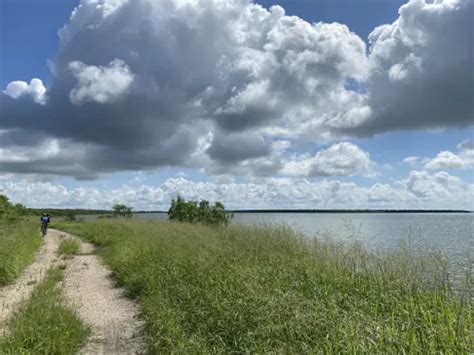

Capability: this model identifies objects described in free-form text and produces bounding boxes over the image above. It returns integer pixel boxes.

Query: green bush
[64,211,77,221]
[168,196,232,226]
[0,194,25,222]
[113,204,133,218]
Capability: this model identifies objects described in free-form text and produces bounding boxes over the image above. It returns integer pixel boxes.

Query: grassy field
[0,221,42,286]
[57,219,473,353]
[0,267,89,353]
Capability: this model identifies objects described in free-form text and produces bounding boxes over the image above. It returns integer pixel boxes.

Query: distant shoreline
[134,209,472,214]
[28,208,472,215]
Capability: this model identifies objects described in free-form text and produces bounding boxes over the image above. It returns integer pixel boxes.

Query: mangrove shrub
[112,204,133,218]
[168,196,232,226]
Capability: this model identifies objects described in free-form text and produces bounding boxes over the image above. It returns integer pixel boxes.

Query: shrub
[113,204,133,218]
[0,194,25,222]
[64,211,77,221]
[168,196,232,226]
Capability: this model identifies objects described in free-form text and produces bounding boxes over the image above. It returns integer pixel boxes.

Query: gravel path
[61,232,145,355]
[0,229,62,335]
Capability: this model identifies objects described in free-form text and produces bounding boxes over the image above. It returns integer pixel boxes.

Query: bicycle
[41,222,48,237]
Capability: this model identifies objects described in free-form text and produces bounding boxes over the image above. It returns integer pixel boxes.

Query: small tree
[112,204,133,218]
[64,211,77,221]
[168,196,232,226]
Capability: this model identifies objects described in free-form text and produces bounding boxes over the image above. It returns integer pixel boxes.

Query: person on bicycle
[40,213,50,236]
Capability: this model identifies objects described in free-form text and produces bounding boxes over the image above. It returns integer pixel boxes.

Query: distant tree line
[229,209,472,213]
[25,208,111,217]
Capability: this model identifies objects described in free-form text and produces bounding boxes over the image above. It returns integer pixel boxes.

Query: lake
[82,212,473,286]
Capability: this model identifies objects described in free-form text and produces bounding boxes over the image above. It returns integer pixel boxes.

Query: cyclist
[40,213,50,236]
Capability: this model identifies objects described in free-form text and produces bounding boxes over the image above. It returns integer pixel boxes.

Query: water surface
[232,213,473,284]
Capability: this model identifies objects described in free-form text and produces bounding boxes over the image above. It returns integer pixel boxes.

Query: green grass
[0,221,42,286]
[0,267,89,354]
[57,219,473,354]
[58,238,81,256]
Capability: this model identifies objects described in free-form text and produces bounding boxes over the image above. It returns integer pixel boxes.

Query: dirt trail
[61,231,144,355]
[0,229,62,334]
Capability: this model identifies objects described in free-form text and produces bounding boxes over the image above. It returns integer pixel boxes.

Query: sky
[0,0,473,210]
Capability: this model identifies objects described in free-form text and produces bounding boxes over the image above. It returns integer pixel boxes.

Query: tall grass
[0,221,42,285]
[0,267,89,353]
[57,220,473,353]
[58,238,81,256]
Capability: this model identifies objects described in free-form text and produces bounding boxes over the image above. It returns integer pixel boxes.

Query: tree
[64,211,77,221]
[168,196,232,226]
[112,204,133,218]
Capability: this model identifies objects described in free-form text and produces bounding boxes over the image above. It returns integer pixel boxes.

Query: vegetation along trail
[1,226,144,354]
[60,231,145,354]
[0,229,61,334]
[57,219,473,353]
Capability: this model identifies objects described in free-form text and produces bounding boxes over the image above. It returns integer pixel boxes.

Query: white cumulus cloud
[0,0,472,181]
[4,79,46,104]
[345,0,473,135]
[69,59,135,104]
[282,142,374,177]
[0,0,370,178]
[401,170,472,202]
[1,170,472,210]
[424,139,474,170]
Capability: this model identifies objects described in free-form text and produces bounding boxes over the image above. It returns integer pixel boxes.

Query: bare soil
[61,232,145,354]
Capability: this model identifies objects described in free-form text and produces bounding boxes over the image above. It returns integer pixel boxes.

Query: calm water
[82,212,473,284]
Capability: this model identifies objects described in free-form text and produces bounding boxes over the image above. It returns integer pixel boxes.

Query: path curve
[0,229,62,334]
[60,231,144,355]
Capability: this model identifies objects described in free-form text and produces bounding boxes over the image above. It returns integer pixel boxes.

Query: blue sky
[0,0,472,210]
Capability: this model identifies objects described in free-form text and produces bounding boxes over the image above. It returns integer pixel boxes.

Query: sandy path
[61,232,144,355]
[0,229,62,334]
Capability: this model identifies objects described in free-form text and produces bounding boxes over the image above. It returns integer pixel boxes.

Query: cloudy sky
[0,0,473,210]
